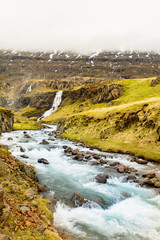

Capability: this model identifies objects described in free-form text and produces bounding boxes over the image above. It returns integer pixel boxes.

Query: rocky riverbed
[1,125,160,240]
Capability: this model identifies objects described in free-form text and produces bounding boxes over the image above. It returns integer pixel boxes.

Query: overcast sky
[0,0,160,53]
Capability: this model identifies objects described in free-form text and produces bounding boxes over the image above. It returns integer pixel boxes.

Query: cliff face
[0,108,14,134]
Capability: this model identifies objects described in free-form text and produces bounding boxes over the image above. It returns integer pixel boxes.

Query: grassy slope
[43,77,160,161]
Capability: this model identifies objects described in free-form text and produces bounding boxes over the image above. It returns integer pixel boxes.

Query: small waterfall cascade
[37,90,63,121]
[26,84,32,93]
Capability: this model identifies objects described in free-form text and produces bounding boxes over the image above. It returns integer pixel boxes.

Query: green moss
[13,120,45,130]
[0,147,11,157]
[32,198,53,223]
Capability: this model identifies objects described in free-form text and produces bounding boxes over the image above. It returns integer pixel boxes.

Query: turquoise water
[1,126,160,240]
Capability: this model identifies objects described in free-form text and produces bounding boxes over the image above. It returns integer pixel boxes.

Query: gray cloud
[0,0,160,53]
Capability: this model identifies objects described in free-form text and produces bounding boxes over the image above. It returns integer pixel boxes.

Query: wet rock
[38,184,49,192]
[72,154,83,161]
[110,162,118,167]
[38,158,49,164]
[71,148,80,155]
[40,139,49,145]
[93,154,101,160]
[89,160,100,166]
[7,137,13,141]
[24,133,31,138]
[136,159,148,164]
[67,192,88,207]
[122,192,131,198]
[48,137,55,141]
[20,154,29,159]
[95,174,108,183]
[154,182,160,188]
[129,168,137,172]
[20,147,25,152]
[64,146,72,153]
[100,159,108,164]
[62,145,68,149]
[142,171,156,179]
[117,164,126,173]
[127,175,137,180]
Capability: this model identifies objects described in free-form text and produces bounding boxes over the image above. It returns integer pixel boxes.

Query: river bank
[1,125,160,239]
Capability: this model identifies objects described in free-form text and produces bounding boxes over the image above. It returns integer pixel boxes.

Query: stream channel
[1,125,160,240]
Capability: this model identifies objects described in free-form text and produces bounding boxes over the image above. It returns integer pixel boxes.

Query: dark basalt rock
[38,158,49,164]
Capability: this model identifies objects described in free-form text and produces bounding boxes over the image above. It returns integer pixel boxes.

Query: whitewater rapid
[1,125,160,240]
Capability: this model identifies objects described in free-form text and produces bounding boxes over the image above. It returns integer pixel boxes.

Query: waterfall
[26,84,32,93]
[37,90,63,121]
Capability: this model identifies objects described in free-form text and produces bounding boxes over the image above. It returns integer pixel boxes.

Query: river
[1,125,160,240]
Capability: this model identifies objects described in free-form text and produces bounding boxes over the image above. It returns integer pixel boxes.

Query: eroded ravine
[1,125,160,240]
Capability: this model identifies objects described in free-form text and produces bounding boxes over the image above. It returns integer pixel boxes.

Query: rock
[127,175,137,180]
[135,159,148,164]
[7,137,13,141]
[38,184,49,192]
[48,137,55,141]
[62,145,68,149]
[20,206,30,213]
[89,160,100,165]
[72,154,83,161]
[0,234,9,240]
[20,147,25,152]
[20,154,29,159]
[142,171,156,179]
[150,77,160,87]
[93,154,101,160]
[95,174,108,183]
[69,193,88,207]
[117,164,126,173]
[24,133,31,138]
[71,148,80,155]
[38,158,49,164]
[110,162,118,167]
[64,146,72,153]
[100,159,108,164]
[154,182,160,188]
[40,139,49,145]
[24,188,36,199]
[122,192,131,198]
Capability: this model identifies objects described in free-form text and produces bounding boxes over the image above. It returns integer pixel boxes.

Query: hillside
[43,77,160,161]
[0,50,160,161]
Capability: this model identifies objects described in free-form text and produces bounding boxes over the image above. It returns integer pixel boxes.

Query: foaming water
[1,125,160,240]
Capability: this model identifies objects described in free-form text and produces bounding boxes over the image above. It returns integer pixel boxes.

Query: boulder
[7,137,13,141]
[154,182,160,188]
[142,171,156,179]
[95,174,108,183]
[24,133,31,138]
[20,147,25,152]
[38,158,49,165]
[72,154,83,161]
[70,192,88,207]
[64,146,72,153]
[48,137,55,141]
[40,140,49,145]
[20,154,29,159]
[100,159,108,164]
[117,164,126,173]
[38,184,49,192]
[71,148,80,155]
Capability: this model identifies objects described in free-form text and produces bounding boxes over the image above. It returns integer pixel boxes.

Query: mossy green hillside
[53,78,160,161]
[0,145,62,240]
